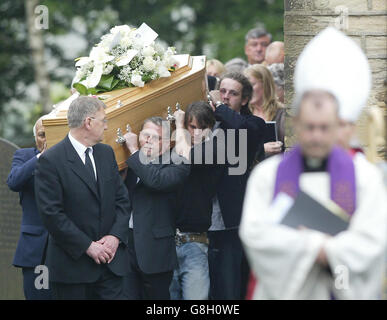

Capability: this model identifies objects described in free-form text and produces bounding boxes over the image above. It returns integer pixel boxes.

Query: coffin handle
[166,103,181,121]
[115,124,131,145]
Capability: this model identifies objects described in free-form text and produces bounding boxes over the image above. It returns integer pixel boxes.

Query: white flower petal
[143,56,157,72]
[109,31,122,50]
[110,25,131,35]
[75,57,91,67]
[131,74,144,87]
[157,64,171,78]
[86,64,103,88]
[103,64,114,75]
[90,46,115,64]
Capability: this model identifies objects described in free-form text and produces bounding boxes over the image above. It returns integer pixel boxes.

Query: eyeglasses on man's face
[89,117,108,124]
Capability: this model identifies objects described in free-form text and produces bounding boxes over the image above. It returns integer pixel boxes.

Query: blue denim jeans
[169,242,209,300]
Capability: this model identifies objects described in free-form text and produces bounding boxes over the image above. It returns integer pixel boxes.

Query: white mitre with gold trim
[294,27,371,122]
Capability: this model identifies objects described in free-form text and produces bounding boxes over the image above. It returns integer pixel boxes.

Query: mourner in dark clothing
[207,72,266,300]
[122,116,190,300]
[170,101,224,300]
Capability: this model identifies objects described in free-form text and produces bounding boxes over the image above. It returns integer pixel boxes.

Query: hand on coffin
[37,142,47,159]
[209,90,222,111]
[124,131,139,154]
[173,109,185,128]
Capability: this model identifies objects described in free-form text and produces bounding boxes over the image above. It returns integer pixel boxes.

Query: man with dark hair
[169,101,224,300]
[245,26,272,65]
[208,72,265,299]
[35,96,131,299]
[122,116,190,300]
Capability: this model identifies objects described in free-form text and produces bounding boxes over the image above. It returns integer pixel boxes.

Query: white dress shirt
[68,132,97,180]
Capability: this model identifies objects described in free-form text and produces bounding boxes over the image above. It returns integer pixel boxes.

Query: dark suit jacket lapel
[64,136,100,200]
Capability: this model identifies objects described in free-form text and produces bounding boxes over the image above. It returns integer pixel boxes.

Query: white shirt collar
[68,132,93,161]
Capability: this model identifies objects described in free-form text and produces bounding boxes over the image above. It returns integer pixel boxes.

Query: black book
[280,190,350,236]
[264,121,277,143]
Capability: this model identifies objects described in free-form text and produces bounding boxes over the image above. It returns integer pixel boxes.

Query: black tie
[85,148,96,181]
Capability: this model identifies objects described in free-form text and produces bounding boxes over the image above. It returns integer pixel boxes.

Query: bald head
[265,41,284,66]
[33,116,46,152]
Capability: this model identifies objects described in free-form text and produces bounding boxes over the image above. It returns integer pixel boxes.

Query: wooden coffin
[43,55,207,170]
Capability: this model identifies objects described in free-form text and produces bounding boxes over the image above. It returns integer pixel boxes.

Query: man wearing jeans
[169,102,224,300]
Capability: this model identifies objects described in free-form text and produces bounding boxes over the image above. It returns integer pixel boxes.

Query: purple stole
[273,145,356,216]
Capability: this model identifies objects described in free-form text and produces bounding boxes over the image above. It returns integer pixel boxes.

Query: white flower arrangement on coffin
[72,23,178,95]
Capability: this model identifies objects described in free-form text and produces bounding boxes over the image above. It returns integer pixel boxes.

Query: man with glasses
[35,96,131,299]
[122,117,190,299]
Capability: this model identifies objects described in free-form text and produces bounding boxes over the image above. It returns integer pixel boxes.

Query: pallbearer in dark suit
[7,117,51,300]
[35,96,131,300]
[122,117,190,299]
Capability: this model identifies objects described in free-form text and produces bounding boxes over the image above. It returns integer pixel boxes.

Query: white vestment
[239,153,387,299]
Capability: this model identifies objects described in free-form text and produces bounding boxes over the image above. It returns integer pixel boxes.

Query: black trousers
[208,229,250,300]
[123,229,173,300]
[22,267,52,300]
[50,265,125,300]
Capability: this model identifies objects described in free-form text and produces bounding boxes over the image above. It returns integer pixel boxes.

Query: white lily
[89,46,115,65]
[75,56,91,67]
[103,64,114,75]
[109,31,122,51]
[76,47,115,88]
[99,33,114,50]
[85,63,104,88]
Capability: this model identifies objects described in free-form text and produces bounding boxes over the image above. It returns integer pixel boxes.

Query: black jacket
[124,150,190,274]
[35,136,131,283]
[176,136,224,232]
[214,104,265,228]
